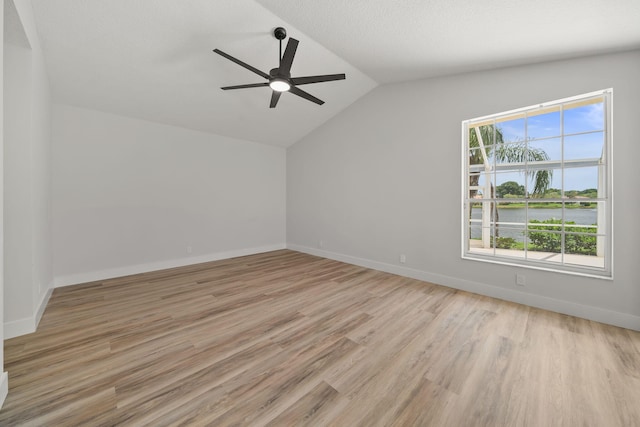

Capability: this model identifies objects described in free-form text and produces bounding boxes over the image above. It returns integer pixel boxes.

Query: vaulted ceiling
[30,0,640,147]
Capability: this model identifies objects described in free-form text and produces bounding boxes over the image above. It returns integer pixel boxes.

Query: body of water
[471,207,598,241]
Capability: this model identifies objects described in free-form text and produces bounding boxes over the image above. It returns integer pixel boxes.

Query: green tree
[528,219,596,255]
[496,181,525,198]
[543,188,562,199]
[543,191,561,199]
[469,125,553,238]
[468,125,552,198]
[578,189,597,199]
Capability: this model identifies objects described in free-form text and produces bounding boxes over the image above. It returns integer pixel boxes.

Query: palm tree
[468,124,552,241]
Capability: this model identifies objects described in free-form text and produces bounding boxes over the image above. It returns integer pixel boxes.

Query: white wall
[52,104,286,285]
[0,0,6,409]
[3,37,33,326]
[3,0,52,340]
[287,50,640,330]
[30,26,52,310]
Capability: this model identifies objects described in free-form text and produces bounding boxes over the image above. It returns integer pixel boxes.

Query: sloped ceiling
[256,0,640,83]
[30,0,640,147]
[29,0,377,147]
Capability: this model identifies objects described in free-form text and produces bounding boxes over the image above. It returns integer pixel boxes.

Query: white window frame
[461,89,613,278]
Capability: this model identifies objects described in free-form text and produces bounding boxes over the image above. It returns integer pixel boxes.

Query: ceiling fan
[213,27,346,108]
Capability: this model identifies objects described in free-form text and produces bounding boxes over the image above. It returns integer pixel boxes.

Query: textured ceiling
[256,0,640,83]
[29,0,377,147]
[29,0,640,147]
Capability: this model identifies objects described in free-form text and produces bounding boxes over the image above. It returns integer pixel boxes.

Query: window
[462,90,612,278]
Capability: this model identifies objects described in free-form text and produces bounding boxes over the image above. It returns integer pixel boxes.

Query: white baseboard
[5,245,287,339]
[287,244,640,332]
[0,372,8,410]
[4,283,54,339]
[35,286,53,326]
[53,244,287,288]
[4,316,34,340]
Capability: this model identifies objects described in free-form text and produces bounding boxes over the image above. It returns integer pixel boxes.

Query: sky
[475,102,605,194]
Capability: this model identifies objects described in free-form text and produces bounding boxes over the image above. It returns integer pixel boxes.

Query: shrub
[491,236,517,249]
[528,219,596,255]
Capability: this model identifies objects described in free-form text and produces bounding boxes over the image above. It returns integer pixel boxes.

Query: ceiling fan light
[269,79,290,92]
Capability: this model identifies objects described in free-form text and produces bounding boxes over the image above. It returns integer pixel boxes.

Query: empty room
[1,0,639,425]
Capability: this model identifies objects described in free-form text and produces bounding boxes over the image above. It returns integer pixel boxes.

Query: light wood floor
[1,250,639,426]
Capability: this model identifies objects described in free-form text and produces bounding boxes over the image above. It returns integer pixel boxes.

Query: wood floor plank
[2,249,639,426]
[265,380,341,426]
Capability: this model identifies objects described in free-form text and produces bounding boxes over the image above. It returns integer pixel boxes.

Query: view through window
[462,90,612,277]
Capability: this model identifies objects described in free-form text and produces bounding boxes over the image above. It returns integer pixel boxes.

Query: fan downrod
[273,27,287,40]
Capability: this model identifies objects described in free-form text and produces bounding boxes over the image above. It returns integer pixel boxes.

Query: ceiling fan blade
[270,91,282,108]
[290,74,346,86]
[279,38,299,75]
[221,82,269,90]
[289,86,324,105]
[213,49,270,79]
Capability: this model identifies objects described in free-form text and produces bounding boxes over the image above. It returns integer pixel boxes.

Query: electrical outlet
[187,246,192,254]
[318,240,324,249]
[400,254,406,264]
[516,274,526,286]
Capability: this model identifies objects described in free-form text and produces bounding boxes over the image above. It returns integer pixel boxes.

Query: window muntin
[462,90,612,277]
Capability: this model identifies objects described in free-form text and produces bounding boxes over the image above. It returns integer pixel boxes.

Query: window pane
[482,145,497,166]
[469,203,497,255]
[564,232,597,256]
[469,147,484,166]
[564,102,604,134]
[528,108,561,140]
[526,202,563,242]
[470,205,482,226]
[489,207,526,258]
[565,195,598,211]
[526,167,558,198]
[563,166,599,198]
[470,125,498,147]
[526,231,562,255]
[539,187,562,200]
[564,204,599,229]
[468,188,482,200]
[564,132,604,161]
[494,141,527,167]
[524,204,562,263]
[497,117,525,142]
[495,172,526,199]
[528,137,561,163]
[468,217,483,253]
[564,207,599,267]
[564,233,604,269]
[469,221,482,240]
[472,171,493,198]
[493,222,526,259]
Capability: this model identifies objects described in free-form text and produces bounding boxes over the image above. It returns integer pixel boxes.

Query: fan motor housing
[270,67,290,78]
